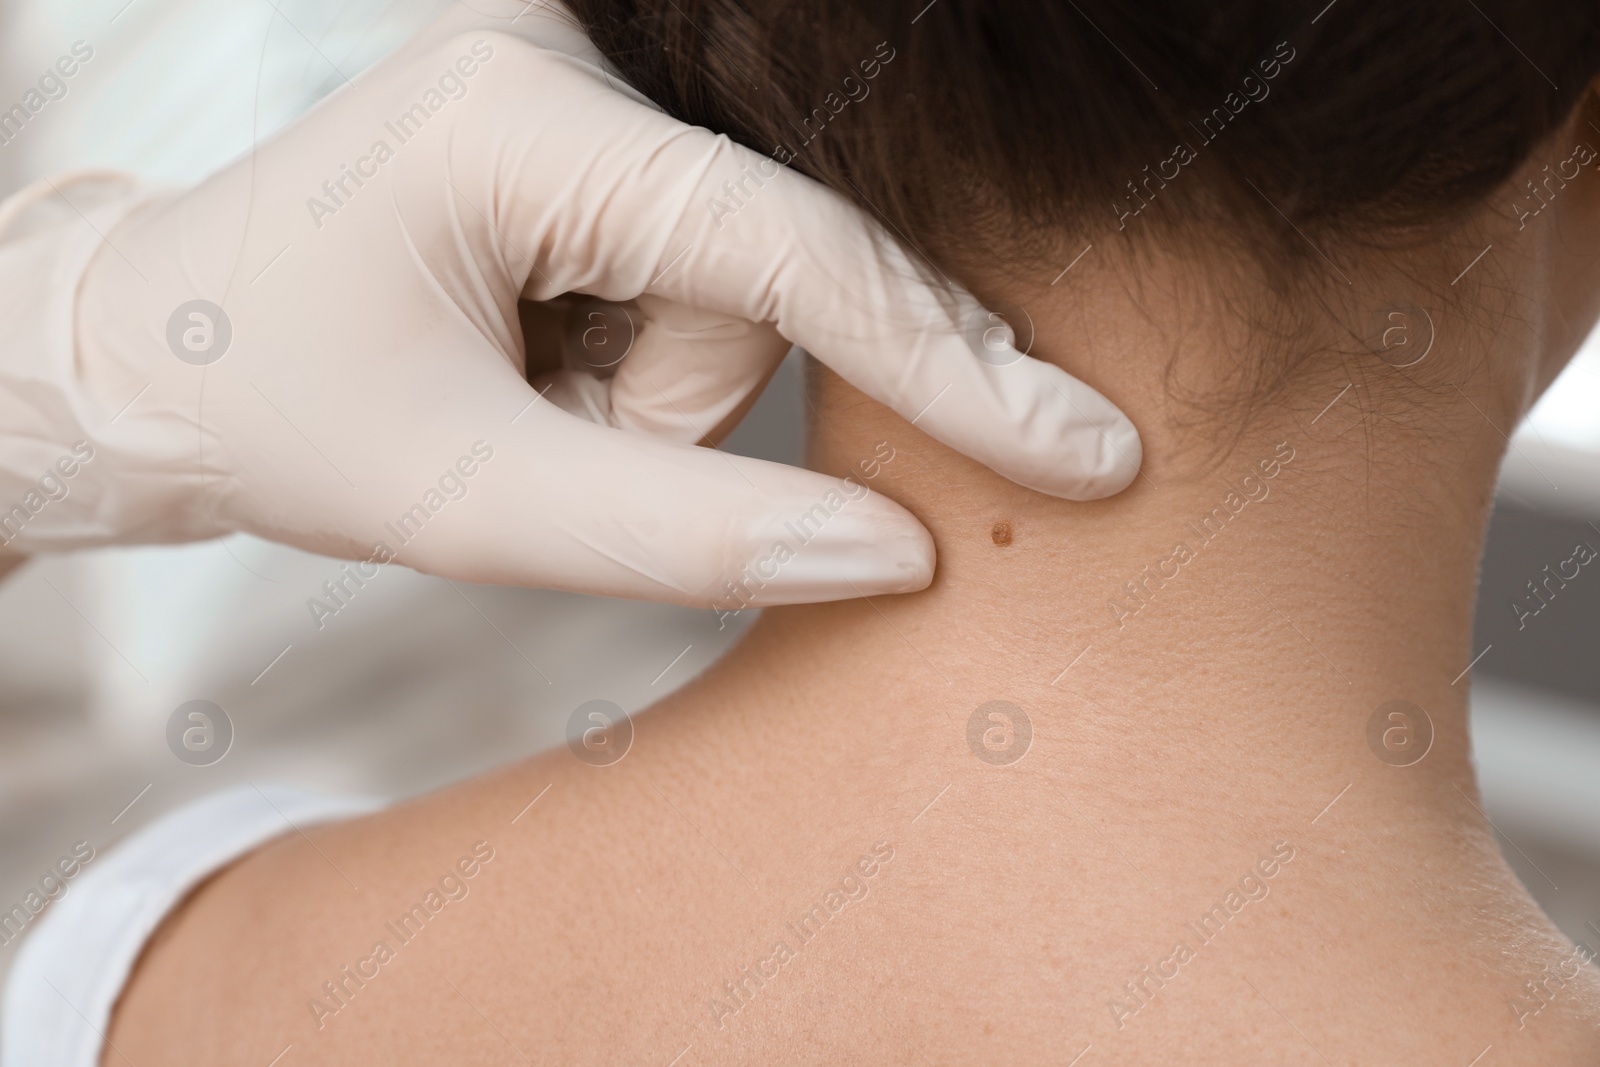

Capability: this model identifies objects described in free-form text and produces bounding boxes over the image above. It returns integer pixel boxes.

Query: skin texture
[103,97,1600,1065]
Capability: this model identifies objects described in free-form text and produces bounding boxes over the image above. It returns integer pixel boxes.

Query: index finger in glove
[465,30,1142,500]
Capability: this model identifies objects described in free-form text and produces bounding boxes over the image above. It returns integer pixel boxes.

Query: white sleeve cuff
[0,170,164,552]
[1,784,382,1067]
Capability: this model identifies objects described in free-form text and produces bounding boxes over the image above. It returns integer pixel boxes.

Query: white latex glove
[0,2,1140,608]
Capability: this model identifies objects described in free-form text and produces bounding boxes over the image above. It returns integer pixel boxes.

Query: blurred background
[1,0,1597,996]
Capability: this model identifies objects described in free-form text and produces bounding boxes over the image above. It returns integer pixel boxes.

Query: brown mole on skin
[991,520,1013,546]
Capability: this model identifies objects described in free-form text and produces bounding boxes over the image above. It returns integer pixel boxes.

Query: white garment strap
[1,784,381,1067]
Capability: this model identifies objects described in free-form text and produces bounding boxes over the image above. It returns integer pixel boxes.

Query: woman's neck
[103,134,1600,1064]
[710,341,1512,818]
[623,351,1600,1059]
[107,321,1600,1067]
[714,204,1584,793]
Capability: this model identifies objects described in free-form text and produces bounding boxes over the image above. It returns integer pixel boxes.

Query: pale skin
[104,92,1600,1064]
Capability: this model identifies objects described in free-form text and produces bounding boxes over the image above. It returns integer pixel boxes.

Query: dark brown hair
[566,0,1600,276]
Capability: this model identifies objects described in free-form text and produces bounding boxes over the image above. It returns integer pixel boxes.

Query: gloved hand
[0,2,1140,608]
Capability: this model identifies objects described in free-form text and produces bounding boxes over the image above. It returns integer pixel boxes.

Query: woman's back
[108,280,1600,1061]
[104,1,1600,1060]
